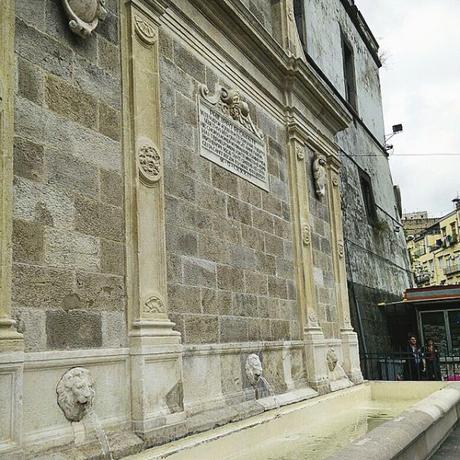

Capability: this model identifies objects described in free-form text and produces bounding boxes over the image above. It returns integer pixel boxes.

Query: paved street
[432,424,460,459]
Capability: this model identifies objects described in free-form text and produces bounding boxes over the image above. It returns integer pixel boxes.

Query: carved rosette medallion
[337,240,344,258]
[61,0,107,38]
[302,224,311,246]
[137,138,161,186]
[296,145,305,161]
[56,367,95,422]
[312,154,327,198]
[200,84,263,139]
[143,294,166,314]
[134,15,157,45]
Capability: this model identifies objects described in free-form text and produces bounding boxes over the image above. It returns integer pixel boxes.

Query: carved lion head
[56,367,95,422]
[326,348,338,372]
[245,354,263,385]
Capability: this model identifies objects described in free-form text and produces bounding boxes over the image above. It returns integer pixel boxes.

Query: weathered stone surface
[12,307,47,352]
[220,316,249,342]
[244,271,268,296]
[227,196,252,225]
[13,137,44,182]
[17,58,44,105]
[183,257,216,288]
[201,288,218,315]
[75,272,125,311]
[101,239,125,276]
[212,165,238,197]
[173,40,205,82]
[232,293,258,317]
[12,264,74,309]
[45,228,100,270]
[102,311,127,347]
[97,37,120,76]
[268,276,288,299]
[100,169,123,206]
[12,219,44,264]
[98,102,120,141]
[75,195,123,241]
[45,74,97,129]
[217,265,244,291]
[168,284,201,314]
[46,310,102,349]
[184,315,218,344]
[166,228,198,257]
[16,0,45,30]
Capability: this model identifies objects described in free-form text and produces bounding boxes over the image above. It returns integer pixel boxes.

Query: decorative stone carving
[56,367,95,422]
[308,310,319,327]
[134,15,157,45]
[296,145,305,161]
[326,348,338,372]
[137,138,161,186]
[61,0,107,38]
[337,240,344,258]
[302,224,311,246]
[144,294,166,314]
[326,347,353,391]
[332,174,339,187]
[312,154,327,198]
[200,84,263,139]
[245,354,263,385]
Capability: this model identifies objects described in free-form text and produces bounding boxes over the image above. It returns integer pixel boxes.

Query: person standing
[422,339,442,381]
[403,335,425,380]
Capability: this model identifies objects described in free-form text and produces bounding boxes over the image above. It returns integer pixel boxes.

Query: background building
[407,200,460,287]
[294,0,413,355]
[402,211,441,238]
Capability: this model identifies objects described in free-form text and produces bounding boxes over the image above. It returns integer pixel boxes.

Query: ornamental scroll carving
[302,224,311,246]
[200,84,263,139]
[144,294,166,314]
[337,240,344,258]
[134,15,157,45]
[312,154,327,198]
[61,0,107,38]
[137,138,161,186]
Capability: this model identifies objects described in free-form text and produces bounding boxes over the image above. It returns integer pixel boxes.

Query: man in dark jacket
[403,335,425,380]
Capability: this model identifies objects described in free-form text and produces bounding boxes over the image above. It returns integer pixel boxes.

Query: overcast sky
[356,0,460,217]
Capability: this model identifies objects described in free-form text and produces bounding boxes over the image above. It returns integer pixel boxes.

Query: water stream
[259,376,280,408]
[84,408,113,460]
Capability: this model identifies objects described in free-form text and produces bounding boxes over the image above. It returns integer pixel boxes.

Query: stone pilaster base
[340,329,363,384]
[303,328,330,394]
[129,321,186,446]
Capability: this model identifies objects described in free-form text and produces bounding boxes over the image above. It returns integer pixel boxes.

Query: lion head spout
[245,354,263,385]
[56,367,95,422]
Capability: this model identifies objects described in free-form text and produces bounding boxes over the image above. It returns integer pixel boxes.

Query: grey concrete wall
[12,0,126,352]
[159,29,299,345]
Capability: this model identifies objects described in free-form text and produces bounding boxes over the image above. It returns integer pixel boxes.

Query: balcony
[445,263,460,276]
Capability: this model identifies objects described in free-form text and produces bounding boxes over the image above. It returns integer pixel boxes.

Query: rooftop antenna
[385,123,403,152]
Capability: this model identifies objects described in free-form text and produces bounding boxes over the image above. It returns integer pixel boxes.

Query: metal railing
[361,352,460,381]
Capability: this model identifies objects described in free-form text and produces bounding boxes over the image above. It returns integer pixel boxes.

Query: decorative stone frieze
[312,154,327,198]
[56,367,95,422]
[61,0,107,38]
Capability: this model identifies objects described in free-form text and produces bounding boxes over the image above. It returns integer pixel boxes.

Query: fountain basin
[125,381,457,460]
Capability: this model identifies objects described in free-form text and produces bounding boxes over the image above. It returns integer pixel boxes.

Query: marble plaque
[199,101,269,191]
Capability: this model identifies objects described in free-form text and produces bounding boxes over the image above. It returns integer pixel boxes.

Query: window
[359,170,377,225]
[341,33,358,111]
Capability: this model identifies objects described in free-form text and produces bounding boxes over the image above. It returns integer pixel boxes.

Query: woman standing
[422,339,442,381]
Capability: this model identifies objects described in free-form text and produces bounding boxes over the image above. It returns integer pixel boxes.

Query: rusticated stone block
[173,40,205,82]
[12,219,44,263]
[46,148,99,196]
[13,137,44,182]
[244,271,268,296]
[46,310,102,349]
[165,169,196,201]
[75,272,125,311]
[75,195,123,241]
[168,283,201,314]
[17,58,44,105]
[219,316,249,343]
[229,245,256,270]
[195,182,227,216]
[12,264,74,309]
[183,257,216,288]
[102,311,127,347]
[101,239,125,276]
[241,225,265,252]
[166,227,198,257]
[97,37,120,76]
[265,233,284,257]
[100,169,123,206]
[175,92,197,127]
[98,102,120,141]
[227,196,252,225]
[198,234,230,265]
[184,314,218,344]
[232,293,258,317]
[212,165,238,197]
[217,265,244,291]
[217,290,232,315]
[12,307,47,352]
[201,288,218,314]
[270,319,290,341]
[45,74,97,129]
[268,276,288,299]
[160,57,194,98]
[45,228,100,271]
[159,30,173,61]
[255,251,276,276]
[252,208,274,233]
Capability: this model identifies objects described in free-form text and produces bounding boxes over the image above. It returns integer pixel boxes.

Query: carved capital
[62,0,107,38]
[137,137,161,186]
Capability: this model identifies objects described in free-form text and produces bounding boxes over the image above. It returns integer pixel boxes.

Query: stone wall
[159,32,299,345]
[12,1,125,352]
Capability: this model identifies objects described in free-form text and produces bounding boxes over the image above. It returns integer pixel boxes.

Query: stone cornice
[185,0,352,136]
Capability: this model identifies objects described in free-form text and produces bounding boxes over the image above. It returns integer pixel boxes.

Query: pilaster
[0,0,25,456]
[287,122,329,394]
[121,0,185,441]
[327,158,363,384]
